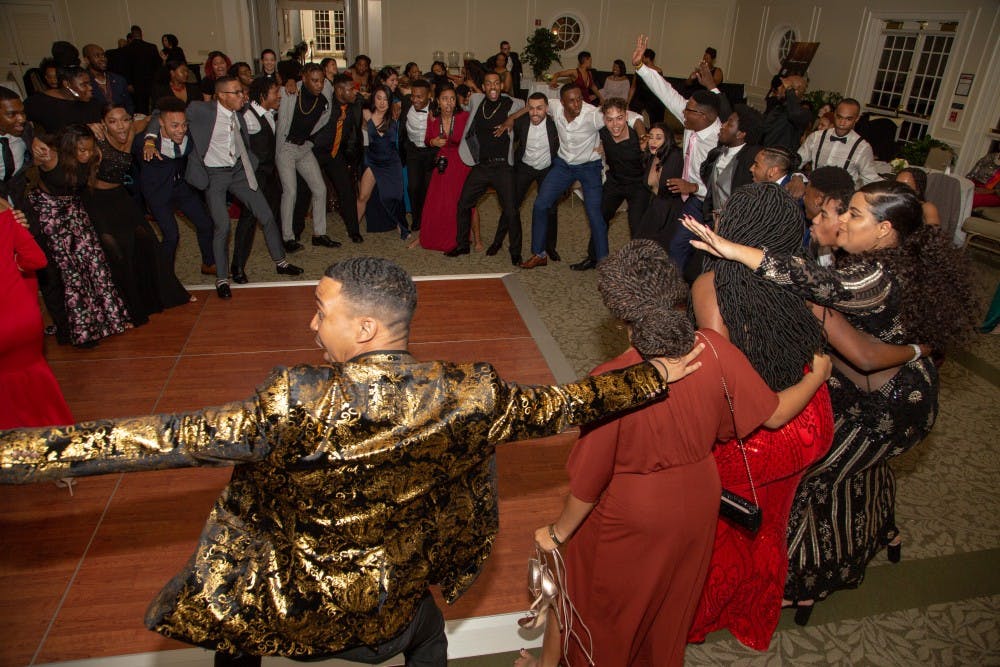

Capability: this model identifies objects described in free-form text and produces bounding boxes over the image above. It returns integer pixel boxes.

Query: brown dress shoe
[519,254,548,269]
[201,263,217,275]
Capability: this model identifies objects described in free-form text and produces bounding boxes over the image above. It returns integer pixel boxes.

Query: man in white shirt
[400,80,434,232]
[512,84,644,269]
[796,98,881,187]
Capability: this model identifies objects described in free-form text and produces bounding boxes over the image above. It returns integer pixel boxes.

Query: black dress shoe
[570,258,597,271]
[349,233,364,243]
[511,255,523,266]
[547,249,562,262]
[312,234,342,248]
[231,269,249,284]
[283,240,304,253]
[276,263,304,276]
[216,283,232,299]
[485,243,501,256]
[444,246,470,257]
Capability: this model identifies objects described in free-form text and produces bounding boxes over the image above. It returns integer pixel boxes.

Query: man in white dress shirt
[400,80,435,232]
[795,98,881,188]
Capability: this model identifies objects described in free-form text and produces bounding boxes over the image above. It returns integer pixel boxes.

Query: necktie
[230,114,258,190]
[829,135,848,144]
[332,104,347,157]
[173,140,184,158]
[681,133,697,201]
[0,137,15,182]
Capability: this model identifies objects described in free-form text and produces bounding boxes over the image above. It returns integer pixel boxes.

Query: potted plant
[802,90,843,118]
[522,28,561,80]
[900,134,953,167]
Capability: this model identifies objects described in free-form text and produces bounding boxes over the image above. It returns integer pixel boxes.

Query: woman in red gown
[415,83,471,251]
[686,184,834,649]
[0,202,73,430]
[518,240,831,667]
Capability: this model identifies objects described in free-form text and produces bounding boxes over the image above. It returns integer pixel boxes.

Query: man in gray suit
[445,71,524,257]
[144,76,302,299]
[275,63,338,252]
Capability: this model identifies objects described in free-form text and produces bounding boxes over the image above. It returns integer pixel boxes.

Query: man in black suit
[701,103,764,223]
[399,79,435,232]
[123,25,162,114]
[0,87,70,342]
[500,41,523,98]
[133,96,216,276]
[143,77,302,299]
[489,92,558,265]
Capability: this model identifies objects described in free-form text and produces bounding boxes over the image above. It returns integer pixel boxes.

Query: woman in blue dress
[357,85,410,239]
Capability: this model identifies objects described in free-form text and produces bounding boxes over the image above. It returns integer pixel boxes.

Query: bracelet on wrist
[548,524,563,547]
[909,343,922,363]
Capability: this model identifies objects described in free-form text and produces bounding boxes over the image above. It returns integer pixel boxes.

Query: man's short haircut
[324,257,418,331]
[500,40,510,48]
[301,62,323,77]
[456,84,471,98]
[808,166,855,211]
[560,82,580,99]
[410,78,431,92]
[691,89,721,116]
[0,86,21,102]
[705,47,718,60]
[333,73,354,87]
[483,70,501,83]
[837,97,862,113]
[643,48,656,60]
[527,92,548,104]
[156,96,187,115]
[601,97,628,115]
[248,76,279,104]
[733,104,764,145]
[214,76,239,91]
[759,146,799,173]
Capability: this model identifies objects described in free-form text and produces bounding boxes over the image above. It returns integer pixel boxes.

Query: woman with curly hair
[517,240,831,667]
[684,180,978,623]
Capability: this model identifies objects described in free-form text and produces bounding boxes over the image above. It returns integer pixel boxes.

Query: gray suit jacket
[276,80,334,147]
[458,93,524,167]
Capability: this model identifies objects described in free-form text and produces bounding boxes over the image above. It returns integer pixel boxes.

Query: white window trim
[548,12,588,56]
[766,24,799,75]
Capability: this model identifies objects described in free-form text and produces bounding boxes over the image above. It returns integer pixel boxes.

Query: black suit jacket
[512,115,558,168]
[398,95,435,162]
[700,143,761,217]
[131,132,192,204]
[124,39,162,89]
[311,97,364,168]
[508,52,523,94]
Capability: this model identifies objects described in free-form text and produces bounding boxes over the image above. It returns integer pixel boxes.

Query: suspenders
[813,129,865,170]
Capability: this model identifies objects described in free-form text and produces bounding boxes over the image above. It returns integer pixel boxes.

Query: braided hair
[711,183,822,390]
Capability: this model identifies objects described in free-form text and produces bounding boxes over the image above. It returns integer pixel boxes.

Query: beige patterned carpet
[172,193,1000,665]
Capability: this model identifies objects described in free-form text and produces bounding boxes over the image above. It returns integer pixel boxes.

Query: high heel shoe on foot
[888,540,902,563]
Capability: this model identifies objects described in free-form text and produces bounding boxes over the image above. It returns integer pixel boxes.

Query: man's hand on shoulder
[649,342,705,383]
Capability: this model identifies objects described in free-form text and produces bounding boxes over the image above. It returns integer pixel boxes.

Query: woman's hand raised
[631,35,648,68]
[682,215,735,259]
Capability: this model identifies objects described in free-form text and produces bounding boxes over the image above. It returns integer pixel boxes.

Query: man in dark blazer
[83,44,133,114]
[0,87,69,342]
[500,41,523,98]
[701,103,764,223]
[133,96,216,276]
[143,76,301,299]
[399,79,435,232]
[489,92,559,265]
[123,25,162,114]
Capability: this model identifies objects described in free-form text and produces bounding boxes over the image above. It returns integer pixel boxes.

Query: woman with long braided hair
[686,183,836,649]
[684,180,978,625]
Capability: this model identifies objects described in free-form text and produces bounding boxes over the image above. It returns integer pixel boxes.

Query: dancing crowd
[0,22,987,667]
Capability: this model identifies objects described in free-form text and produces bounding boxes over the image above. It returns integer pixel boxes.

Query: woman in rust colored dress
[518,240,831,667]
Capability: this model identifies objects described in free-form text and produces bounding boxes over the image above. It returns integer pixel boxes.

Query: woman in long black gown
[356,85,410,239]
[634,123,684,256]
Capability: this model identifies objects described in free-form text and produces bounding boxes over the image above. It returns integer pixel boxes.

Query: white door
[0,2,61,97]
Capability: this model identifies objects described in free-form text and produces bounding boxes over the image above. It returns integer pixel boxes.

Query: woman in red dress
[0,201,73,430]
[517,240,831,667]
[414,83,472,252]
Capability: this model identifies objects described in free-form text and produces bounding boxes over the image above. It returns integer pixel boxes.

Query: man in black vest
[489,92,559,265]
[231,77,289,284]
[400,80,435,232]
[701,103,763,223]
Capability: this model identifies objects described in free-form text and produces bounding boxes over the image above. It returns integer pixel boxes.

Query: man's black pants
[455,161,517,252]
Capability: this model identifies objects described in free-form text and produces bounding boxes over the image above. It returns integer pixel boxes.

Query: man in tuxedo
[489,92,559,265]
[400,79,435,232]
[0,87,69,342]
[701,103,763,223]
[123,25,162,114]
[794,98,881,189]
[500,41,523,98]
[83,44,132,113]
[445,71,524,257]
[143,76,302,299]
[231,77,287,284]
[133,96,216,276]
[275,64,339,252]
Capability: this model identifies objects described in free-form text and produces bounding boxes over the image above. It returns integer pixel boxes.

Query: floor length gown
[688,381,833,649]
[634,150,684,253]
[363,119,410,237]
[561,331,779,667]
[419,111,470,251]
[0,208,73,429]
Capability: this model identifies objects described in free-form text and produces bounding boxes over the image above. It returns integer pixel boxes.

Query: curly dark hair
[711,183,823,390]
[324,257,417,332]
[895,166,927,200]
[597,240,695,359]
[56,124,98,189]
[844,181,978,351]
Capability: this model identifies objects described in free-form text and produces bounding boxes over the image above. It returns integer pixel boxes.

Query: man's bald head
[83,44,107,72]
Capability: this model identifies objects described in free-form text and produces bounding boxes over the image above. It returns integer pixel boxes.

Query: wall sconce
[433,50,444,64]
[448,51,460,67]
[463,51,475,62]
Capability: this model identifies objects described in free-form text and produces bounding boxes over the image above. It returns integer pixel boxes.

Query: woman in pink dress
[413,82,471,251]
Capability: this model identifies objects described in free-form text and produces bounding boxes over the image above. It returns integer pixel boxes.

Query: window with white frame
[551,15,583,51]
[332,9,346,52]
[314,10,331,52]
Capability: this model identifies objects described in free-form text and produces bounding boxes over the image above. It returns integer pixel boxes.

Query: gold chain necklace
[481,98,502,120]
[298,91,320,115]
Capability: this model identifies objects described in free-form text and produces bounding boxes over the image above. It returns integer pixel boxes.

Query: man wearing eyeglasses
[144,76,303,299]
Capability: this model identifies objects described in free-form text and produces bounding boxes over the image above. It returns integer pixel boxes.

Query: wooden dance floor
[0,278,575,666]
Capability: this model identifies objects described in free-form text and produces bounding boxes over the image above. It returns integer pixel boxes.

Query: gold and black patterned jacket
[0,351,666,657]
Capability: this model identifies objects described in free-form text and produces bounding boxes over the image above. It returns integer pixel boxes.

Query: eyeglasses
[683,107,705,116]
[218,90,244,96]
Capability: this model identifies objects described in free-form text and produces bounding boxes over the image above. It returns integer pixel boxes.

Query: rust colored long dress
[561,330,779,667]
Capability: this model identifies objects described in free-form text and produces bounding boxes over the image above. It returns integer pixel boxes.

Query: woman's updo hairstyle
[858,180,923,242]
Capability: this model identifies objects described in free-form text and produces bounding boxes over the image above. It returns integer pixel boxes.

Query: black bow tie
[414,108,428,114]
[829,135,848,144]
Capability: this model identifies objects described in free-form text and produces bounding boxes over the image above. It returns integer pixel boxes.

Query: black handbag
[700,333,762,534]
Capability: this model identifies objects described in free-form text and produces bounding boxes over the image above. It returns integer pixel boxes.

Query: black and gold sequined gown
[0,351,666,657]
[755,251,938,602]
